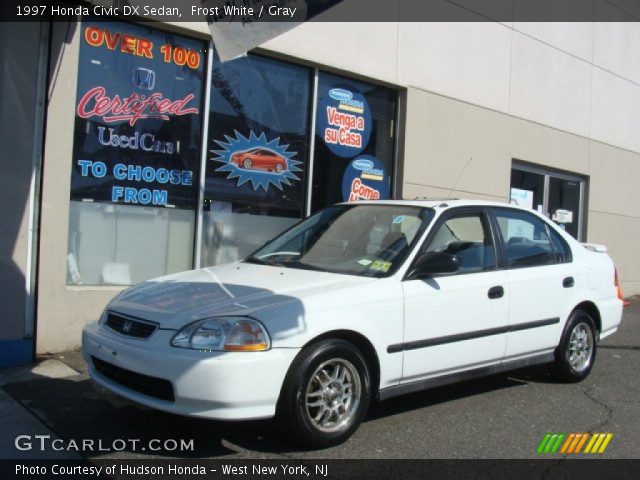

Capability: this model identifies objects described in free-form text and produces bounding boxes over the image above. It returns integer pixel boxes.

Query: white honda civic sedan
[82,200,624,447]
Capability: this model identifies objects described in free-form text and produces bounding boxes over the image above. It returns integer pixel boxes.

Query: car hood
[107,262,375,330]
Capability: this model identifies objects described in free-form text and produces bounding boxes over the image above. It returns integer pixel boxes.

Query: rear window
[549,227,572,263]
[494,209,555,268]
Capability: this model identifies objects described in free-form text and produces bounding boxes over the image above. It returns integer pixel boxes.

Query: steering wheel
[375,248,398,260]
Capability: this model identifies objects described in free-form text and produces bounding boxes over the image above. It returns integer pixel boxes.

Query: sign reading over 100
[84,25,201,69]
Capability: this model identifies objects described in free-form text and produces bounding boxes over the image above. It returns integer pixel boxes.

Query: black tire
[242,158,252,169]
[277,339,371,448]
[553,309,597,382]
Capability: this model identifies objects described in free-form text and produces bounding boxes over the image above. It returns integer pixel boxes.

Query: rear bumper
[597,297,624,340]
[82,321,299,420]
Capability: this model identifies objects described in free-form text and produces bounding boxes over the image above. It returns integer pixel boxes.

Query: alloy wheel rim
[568,322,594,373]
[304,358,361,433]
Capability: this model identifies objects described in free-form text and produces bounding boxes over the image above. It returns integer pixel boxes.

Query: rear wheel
[277,339,371,448]
[553,310,597,382]
[242,158,252,169]
[275,163,284,173]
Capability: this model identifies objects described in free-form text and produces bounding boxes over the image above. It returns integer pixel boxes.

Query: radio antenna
[447,156,473,199]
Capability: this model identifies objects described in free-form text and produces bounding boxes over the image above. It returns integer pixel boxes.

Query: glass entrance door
[510,168,545,213]
[510,162,586,241]
[548,177,582,239]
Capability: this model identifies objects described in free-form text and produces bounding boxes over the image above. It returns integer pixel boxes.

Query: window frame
[510,160,587,241]
[546,223,573,264]
[405,207,500,279]
[489,206,572,270]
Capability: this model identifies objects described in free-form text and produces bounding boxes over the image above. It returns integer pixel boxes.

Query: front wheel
[553,310,597,382]
[277,339,371,448]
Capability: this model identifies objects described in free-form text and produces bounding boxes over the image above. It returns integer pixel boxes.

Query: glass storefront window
[67,20,206,285]
[201,54,312,267]
[67,22,400,280]
[311,72,397,212]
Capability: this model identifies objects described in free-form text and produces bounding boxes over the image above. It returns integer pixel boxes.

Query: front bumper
[82,321,300,420]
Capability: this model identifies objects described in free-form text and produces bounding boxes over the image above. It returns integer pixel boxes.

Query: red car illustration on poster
[231,148,288,173]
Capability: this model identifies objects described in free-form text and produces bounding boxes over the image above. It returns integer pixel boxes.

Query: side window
[424,214,496,274]
[549,227,572,263]
[494,209,555,268]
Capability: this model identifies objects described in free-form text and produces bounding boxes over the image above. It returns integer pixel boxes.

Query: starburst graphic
[210,131,302,191]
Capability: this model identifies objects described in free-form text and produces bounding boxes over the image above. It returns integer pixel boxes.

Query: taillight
[615,269,630,306]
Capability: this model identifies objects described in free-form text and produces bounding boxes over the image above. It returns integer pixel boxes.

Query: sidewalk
[0,359,81,459]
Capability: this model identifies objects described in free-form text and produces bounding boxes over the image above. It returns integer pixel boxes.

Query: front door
[400,209,509,381]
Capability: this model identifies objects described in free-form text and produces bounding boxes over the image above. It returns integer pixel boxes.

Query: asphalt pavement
[1,299,639,459]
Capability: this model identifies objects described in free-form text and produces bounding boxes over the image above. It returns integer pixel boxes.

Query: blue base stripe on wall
[0,339,33,367]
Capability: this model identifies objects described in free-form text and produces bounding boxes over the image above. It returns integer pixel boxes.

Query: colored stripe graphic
[574,433,589,453]
[584,433,614,454]
[538,433,613,454]
[537,433,565,453]
[537,434,551,453]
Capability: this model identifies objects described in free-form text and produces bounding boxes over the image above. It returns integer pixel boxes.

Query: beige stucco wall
[402,87,640,296]
[36,22,125,353]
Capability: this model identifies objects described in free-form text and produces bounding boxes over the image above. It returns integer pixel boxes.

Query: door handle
[563,276,575,288]
[488,286,504,299]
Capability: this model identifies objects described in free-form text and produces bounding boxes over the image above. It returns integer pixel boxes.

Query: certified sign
[70,20,206,210]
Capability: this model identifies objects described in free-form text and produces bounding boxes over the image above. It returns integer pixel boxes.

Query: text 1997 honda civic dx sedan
[82,200,624,447]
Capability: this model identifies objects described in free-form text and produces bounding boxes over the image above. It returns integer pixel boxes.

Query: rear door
[400,208,509,380]
[490,207,576,359]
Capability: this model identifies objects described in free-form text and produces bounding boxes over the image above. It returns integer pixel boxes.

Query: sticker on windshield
[393,215,405,224]
[358,258,373,266]
[369,260,392,272]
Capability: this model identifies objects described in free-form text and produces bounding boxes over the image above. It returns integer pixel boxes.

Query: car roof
[339,198,518,210]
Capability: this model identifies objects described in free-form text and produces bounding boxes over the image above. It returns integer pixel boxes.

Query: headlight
[170,317,271,352]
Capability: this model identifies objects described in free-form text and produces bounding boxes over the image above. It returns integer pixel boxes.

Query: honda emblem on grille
[131,67,156,90]
[122,320,134,334]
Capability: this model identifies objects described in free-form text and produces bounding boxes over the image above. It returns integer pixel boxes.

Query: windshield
[246,204,434,277]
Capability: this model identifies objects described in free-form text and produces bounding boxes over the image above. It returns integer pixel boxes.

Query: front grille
[105,312,157,339]
[91,356,175,402]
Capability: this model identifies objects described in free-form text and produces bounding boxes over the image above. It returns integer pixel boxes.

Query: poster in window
[316,83,372,158]
[311,73,396,211]
[204,54,311,217]
[342,156,390,202]
[70,19,206,210]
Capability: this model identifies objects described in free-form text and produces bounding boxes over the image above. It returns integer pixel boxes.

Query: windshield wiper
[284,261,333,273]
[244,257,285,267]
[246,257,340,274]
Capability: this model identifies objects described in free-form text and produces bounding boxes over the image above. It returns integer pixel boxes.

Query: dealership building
[1,10,639,366]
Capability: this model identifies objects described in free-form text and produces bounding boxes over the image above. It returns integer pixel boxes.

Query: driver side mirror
[406,252,459,280]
